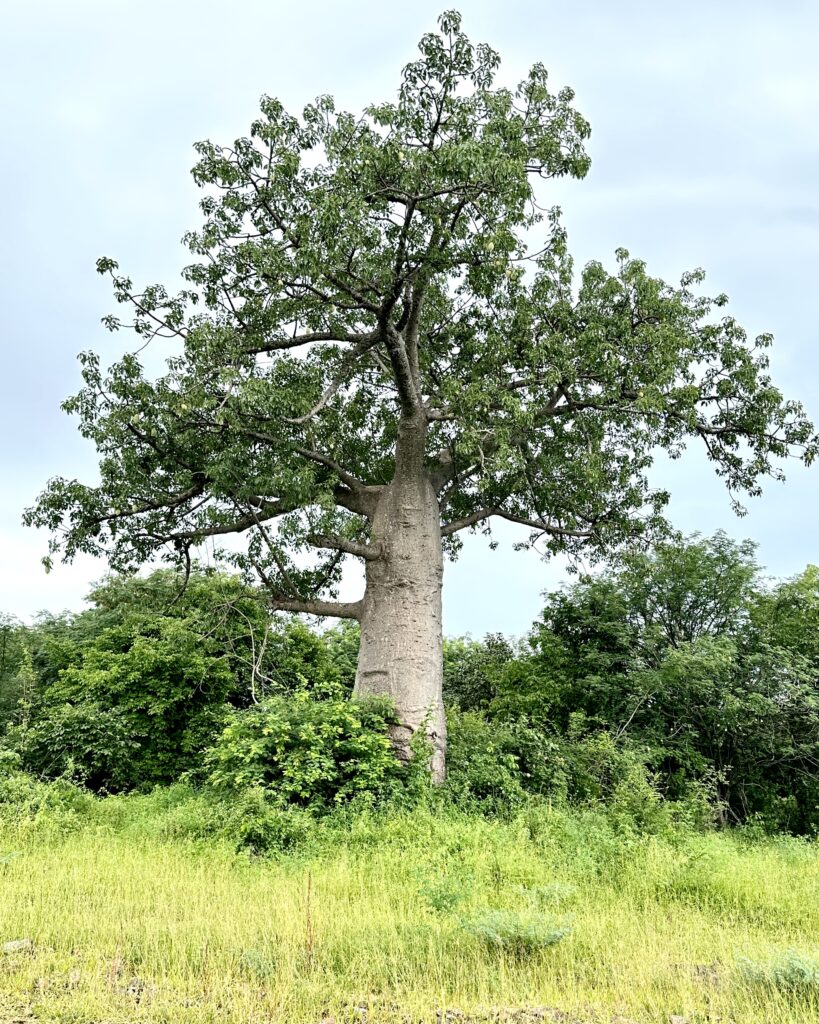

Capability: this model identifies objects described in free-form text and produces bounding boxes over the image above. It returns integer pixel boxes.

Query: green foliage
[444,708,527,808]
[443,633,519,710]
[474,532,819,833]
[1,569,363,793]
[737,949,819,995]
[231,791,317,856]
[261,619,357,697]
[206,692,415,809]
[444,706,681,832]
[0,769,97,836]
[1,575,238,789]
[0,616,26,727]
[418,871,470,914]
[459,909,571,955]
[9,616,234,790]
[7,702,140,790]
[5,530,819,833]
[0,748,21,776]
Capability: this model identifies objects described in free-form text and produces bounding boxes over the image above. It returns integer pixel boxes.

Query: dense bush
[444,709,528,808]
[205,691,418,809]
[459,909,571,955]
[441,534,819,833]
[0,570,360,791]
[6,617,235,790]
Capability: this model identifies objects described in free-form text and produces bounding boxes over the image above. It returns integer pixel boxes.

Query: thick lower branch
[269,596,363,620]
[333,484,380,518]
[307,534,383,560]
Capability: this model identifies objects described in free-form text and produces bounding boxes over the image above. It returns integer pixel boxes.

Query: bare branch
[269,596,363,620]
[307,534,383,561]
[440,506,596,539]
[284,331,380,424]
[249,329,374,355]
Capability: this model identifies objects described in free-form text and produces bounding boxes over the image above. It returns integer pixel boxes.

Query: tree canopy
[25,11,816,611]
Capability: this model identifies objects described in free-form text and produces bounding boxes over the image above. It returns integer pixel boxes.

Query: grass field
[2,787,819,1023]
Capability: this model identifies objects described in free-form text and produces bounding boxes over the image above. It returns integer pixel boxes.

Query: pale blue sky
[2,1,818,634]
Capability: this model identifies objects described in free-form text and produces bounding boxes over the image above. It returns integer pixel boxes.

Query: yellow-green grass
[2,793,819,1023]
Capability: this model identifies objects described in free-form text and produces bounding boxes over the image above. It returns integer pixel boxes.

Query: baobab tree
[27,12,816,780]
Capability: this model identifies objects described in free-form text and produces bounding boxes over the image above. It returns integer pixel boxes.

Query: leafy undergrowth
[2,784,819,1023]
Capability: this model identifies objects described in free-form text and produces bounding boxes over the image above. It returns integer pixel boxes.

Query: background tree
[476,535,819,830]
[26,12,816,778]
[0,568,358,790]
[0,615,26,728]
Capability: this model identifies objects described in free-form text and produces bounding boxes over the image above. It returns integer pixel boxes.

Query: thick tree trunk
[352,415,446,782]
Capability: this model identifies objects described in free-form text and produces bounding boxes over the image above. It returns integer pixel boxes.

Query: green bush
[737,949,819,994]
[205,692,415,809]
[7,617,235,791]
[444,708,527,808]
[0,769,97,834]
[460,908,571,955]
[234,792,317,855]
[418,871,471,914]
[0,747,22,776]
[6,702,140,790]
[443,708,678,834]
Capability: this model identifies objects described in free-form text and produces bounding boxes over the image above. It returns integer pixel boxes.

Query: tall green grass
[2,785,819,1022]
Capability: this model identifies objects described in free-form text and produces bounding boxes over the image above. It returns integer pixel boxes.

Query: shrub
[8,618,235,791]
[443,708,674,834]
[0,770,97,834]
[418,871,471,914]
[0,747,22,777]
[234,793,316,855]
[737,949,819,994]
[6,702,140,790]
[205,692,413,809]
[460,909,571,955]
[444,708,527,808]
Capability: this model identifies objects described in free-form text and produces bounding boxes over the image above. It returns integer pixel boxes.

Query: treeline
[2,531,819,832]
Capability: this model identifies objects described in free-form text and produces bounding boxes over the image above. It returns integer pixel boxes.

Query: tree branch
[249,329,374,355]
[283,332,380,424]
[381,322,422,413]
[92,476,207,525]
[440,506,596,539]
[141,496,296,543]
[307,534,382,560]
[269,596,364,620]
[293,447,371,492]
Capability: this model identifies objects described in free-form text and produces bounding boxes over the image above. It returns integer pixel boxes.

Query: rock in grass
[2,939,33,954]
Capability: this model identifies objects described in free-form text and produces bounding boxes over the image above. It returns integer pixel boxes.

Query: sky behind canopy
[2,0,818,635]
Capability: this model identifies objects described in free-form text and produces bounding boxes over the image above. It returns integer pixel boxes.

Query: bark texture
[353,416,447,782]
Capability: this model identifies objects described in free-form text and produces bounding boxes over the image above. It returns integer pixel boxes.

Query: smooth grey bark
[352,414,447,783]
